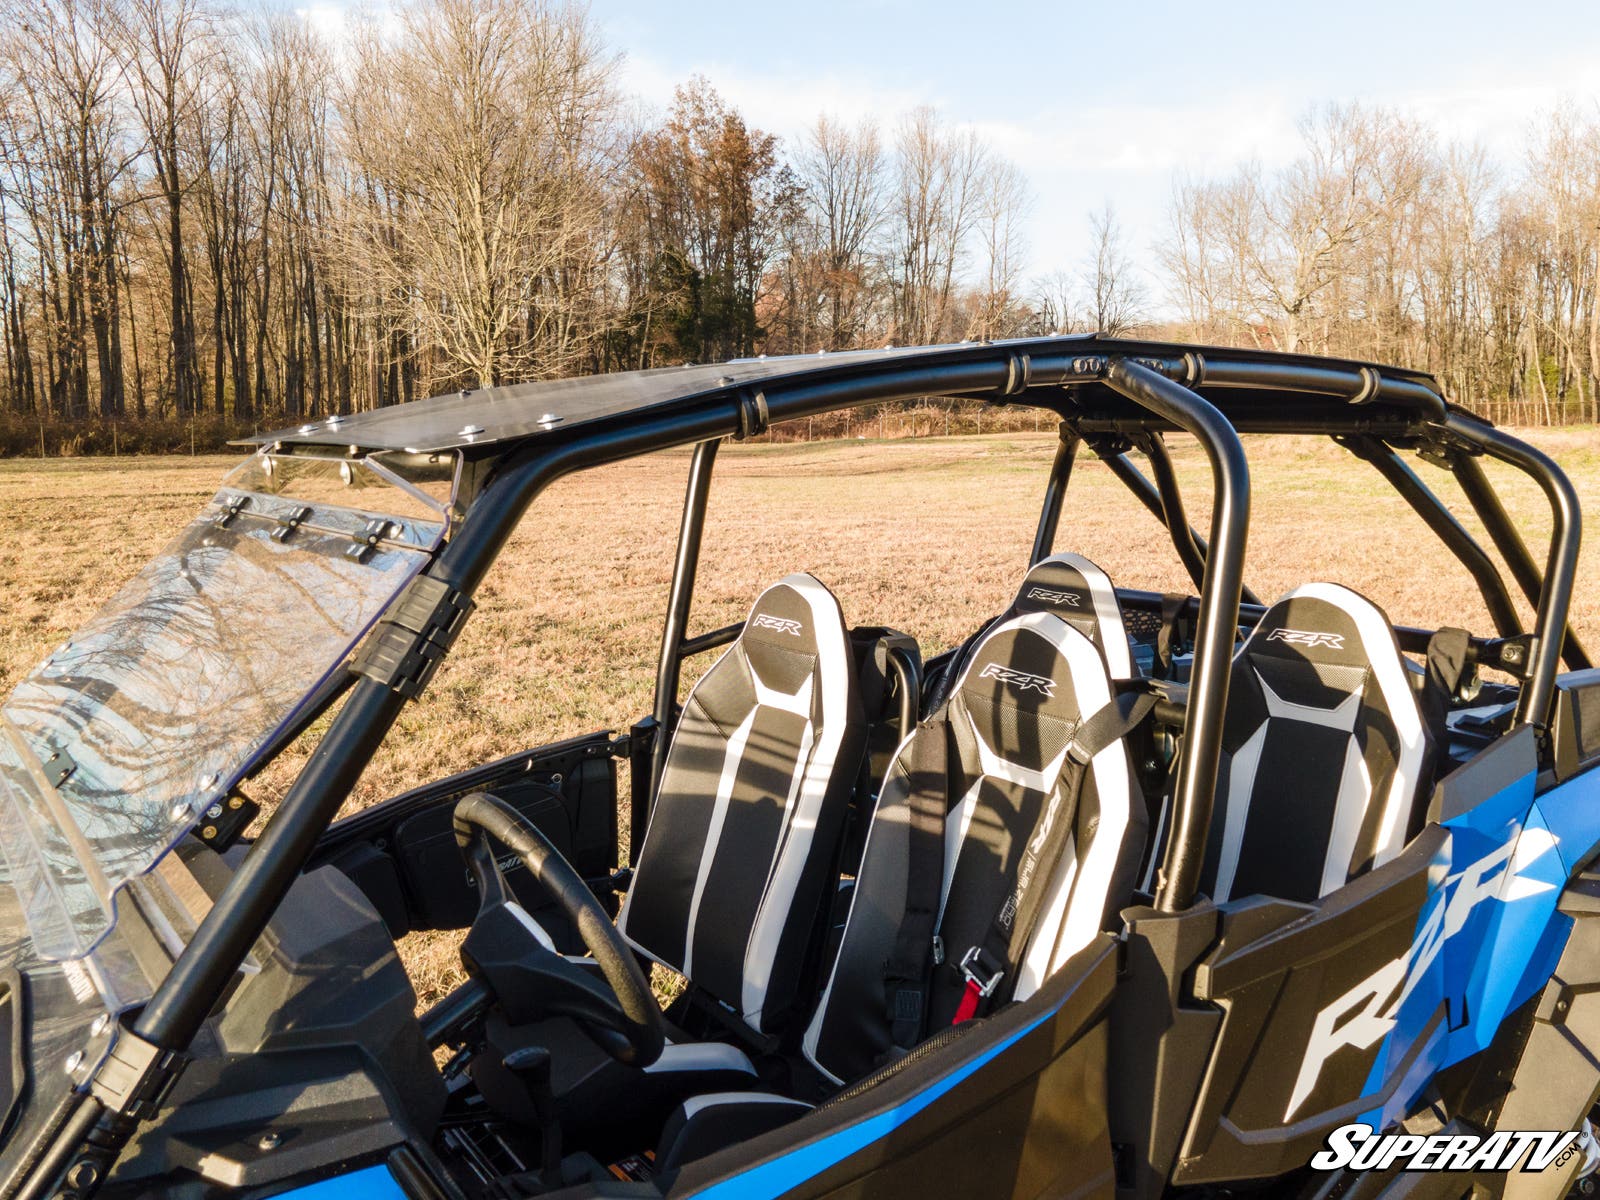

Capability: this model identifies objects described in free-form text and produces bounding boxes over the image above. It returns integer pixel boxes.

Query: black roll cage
[24,340,1588,1199]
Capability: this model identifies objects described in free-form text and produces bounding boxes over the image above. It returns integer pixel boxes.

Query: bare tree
[342,0,619,390]
[887,106,988,345]
[1082,204,1146,336]
[795,114,885,349]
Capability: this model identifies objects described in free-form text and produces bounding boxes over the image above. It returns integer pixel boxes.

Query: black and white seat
[1196,582,1433,904]
[928,553,1136,713]
[803,574,1147,1085]
[619,573,865,1035]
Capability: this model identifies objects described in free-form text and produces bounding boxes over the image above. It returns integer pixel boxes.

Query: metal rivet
[459,425,484,436]
[64,1051,83,1074]
[202,825,218,840]
[550,773,562,787]
[206,804,223,819]
[298,423,316,434]
[228,796,243,810]
[258,1132,282,1151]
[325,415,343,428]
[90,1014,110,1037]
[169,803,190,822]
[201,774,220,790]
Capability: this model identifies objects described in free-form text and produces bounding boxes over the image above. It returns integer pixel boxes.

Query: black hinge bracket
[191,791,260,852]
[89,1026,189,1120]
[1480,634,1538,680]
[351,575,475,698]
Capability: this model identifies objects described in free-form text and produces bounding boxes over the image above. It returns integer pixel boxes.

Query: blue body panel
[1362,762,1600,1127]
[274,1165,406,1200]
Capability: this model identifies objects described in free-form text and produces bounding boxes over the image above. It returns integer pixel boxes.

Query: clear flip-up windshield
[0,452,449,963]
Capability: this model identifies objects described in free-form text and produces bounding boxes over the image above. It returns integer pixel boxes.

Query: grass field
[2,429,1597,1005]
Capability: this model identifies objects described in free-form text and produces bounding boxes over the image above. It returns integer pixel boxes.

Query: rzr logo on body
[1025,586,1082,609]
[1266,627,1346,650]
[751,614,803,637]
[978,663,1057,697]
[1287,826,1560,1120]
[1311,1123,1581,1173]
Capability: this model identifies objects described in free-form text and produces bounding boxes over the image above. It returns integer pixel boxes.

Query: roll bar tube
[1103,359,1250,913]
[1443,415,1586,727]
[649,439,720,813]
[1030,428,1080,565]
[1098,447,1261,607]
[1339,436,1523,640]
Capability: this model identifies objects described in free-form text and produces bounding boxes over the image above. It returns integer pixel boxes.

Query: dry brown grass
[3,429,1598,1007]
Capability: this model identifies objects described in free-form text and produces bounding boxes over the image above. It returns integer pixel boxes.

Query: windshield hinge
[351,575,475,698]
[43,746,77,788]
[191,790,260,853]
[89,1024,189,1120]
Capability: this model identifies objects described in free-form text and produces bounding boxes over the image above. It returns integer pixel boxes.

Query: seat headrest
[1248,586,1395,667]
[952,611,1116,785]
[1004,553,1133,680]
[740,573,840,653]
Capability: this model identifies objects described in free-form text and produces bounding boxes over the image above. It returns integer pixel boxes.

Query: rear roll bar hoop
[1102,358,1251,914]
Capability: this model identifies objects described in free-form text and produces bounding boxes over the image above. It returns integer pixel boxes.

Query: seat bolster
[644,1041,758,1079]
[655,1093,814,1174]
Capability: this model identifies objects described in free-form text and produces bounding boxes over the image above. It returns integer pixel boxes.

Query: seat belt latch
[953,946,1004,1025]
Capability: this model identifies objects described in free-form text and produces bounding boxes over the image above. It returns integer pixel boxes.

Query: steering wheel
[452,792,664,1068]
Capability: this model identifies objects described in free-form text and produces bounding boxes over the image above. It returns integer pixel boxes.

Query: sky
[300,0,1600,299]
[590,0,1600,295]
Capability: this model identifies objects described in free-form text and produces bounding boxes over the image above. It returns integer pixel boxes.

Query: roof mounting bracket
[735,389,768,440]
[1349,366,1382,405]
[1001,353,1033,397]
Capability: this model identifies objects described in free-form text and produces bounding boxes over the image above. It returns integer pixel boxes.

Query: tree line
[0,0,1596,455]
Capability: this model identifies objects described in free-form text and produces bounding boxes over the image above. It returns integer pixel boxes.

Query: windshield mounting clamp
[347,517,399,563]
[270,505,312,543]
[89,1025,188,1120]
[352,575,475,698]
[212,494,248,528]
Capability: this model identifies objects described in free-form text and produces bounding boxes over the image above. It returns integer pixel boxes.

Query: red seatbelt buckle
[953,947,1004,1024]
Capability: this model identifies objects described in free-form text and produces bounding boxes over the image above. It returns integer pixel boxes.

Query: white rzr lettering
[1266,627,1346,650]
[978,663,1057,697]
[1025,586,1082,608]
[1286,827,1560,1120]
[751,614,802,636]
[1310,1123,1581,1173]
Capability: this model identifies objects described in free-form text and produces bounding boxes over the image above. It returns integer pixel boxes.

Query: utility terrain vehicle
[1,337,1597,1200]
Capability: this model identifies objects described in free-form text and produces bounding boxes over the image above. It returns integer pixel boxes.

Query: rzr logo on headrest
[1267,627,1345,650]
[1025,586,1083,609]
[979,663,1057,697]
[751,614,802,637]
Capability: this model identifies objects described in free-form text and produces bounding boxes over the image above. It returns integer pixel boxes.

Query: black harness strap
[881,720,949,1050]
[1156,592,1188,679]
[1422,627,1471,782]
